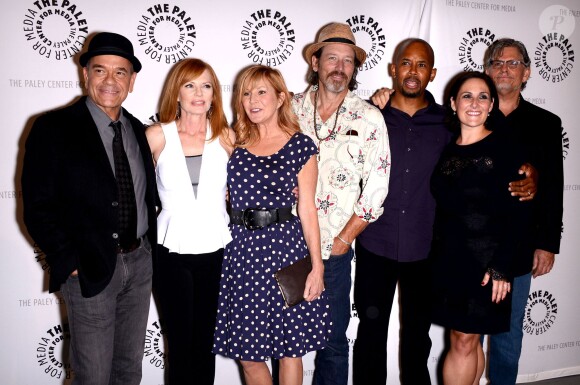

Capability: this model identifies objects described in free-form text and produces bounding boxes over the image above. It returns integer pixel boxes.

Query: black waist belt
[230,207,295,230]
[117,236,142,254]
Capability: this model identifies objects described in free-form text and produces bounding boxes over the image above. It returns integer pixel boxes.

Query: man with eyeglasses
[483,38,564,385]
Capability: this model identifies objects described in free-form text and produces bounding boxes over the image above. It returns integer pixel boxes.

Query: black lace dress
[430,130,526,334]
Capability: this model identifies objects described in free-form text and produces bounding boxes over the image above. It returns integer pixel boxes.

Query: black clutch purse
[274,255,312,307]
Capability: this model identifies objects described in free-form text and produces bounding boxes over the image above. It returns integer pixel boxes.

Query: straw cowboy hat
[304,22,367,65]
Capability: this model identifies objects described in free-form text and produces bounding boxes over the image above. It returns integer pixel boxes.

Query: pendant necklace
[313,90,344,161]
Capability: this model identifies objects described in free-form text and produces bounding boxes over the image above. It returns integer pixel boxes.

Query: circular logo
[22,1,89,60]
[346,15,386,71]
[144,319,165,369]
[562,129,570,160]
[35,324,72,380]
[533,33,575,83]
[539,5,576,37]
[457,27,496,71]
[136,3,197,65]
[240,9,296,66]
[523,290,558,336]
[34,243,50,273]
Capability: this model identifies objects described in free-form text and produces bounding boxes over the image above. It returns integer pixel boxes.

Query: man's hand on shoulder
[371,87,394,109]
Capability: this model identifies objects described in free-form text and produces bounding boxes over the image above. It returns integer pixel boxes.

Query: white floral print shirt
[292,86,391,259]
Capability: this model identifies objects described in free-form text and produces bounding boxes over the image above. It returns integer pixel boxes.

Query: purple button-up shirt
[357,91,452,262]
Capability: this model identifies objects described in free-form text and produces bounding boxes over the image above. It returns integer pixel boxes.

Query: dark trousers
[154,246,223,385]
[353,242,432,385]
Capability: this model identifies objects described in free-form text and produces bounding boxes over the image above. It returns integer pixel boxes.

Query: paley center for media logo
[534,5,576,84]
[457,27,496,71]
[36,324,73,380]
[144,319,166,369]
[346,14,386,71]
[240,9,296,66]
[136,3,197,65]
[33,243,50,273]
[534,32,575,84]
[22,0,89,61]
[562,129,570,160]
[523,289,558,336]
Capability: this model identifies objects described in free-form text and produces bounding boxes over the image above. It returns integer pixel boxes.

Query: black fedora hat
[79,32,142,72]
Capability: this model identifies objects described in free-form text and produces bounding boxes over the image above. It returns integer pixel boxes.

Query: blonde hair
[234,65,300,147]
[158,58,229,143]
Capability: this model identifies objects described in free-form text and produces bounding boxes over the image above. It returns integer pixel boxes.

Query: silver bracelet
[336,234,351,246]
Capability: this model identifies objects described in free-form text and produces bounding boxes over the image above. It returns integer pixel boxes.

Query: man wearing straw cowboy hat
[22,32,157,385]
[292,22,391,385]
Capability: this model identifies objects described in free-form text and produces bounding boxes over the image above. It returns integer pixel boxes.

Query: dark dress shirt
[357,91,452,262]
[86,97,148,238]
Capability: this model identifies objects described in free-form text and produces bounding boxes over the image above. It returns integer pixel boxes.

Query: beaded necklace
[313,90,344,160]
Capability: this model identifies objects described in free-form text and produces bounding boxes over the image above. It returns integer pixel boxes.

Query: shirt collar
[386,89,441,116]
[85,97,129,129]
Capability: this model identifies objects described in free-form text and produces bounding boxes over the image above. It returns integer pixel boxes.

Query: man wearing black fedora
[22,32,157,385]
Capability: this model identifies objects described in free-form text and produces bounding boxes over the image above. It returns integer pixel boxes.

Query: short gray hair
[484,38,531,90]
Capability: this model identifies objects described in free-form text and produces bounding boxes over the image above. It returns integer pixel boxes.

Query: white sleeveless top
[156,121,232,254]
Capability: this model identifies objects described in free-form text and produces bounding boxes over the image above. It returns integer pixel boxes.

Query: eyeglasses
[489,60,526,69]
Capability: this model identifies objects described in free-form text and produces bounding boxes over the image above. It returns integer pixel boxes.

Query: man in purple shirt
[352,38,448,385]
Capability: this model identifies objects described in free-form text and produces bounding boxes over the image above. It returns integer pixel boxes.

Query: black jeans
[353,242,432,385]
[154,246,223,385]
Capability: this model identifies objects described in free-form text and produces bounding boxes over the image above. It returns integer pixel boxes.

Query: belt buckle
[242,207,268,230]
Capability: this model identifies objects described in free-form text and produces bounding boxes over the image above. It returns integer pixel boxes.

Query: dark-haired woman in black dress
[431,71,528,385]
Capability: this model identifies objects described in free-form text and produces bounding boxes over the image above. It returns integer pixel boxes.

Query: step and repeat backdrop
[1,0,578,384]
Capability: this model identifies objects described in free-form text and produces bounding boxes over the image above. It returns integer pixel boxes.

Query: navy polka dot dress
[212,132,331,362]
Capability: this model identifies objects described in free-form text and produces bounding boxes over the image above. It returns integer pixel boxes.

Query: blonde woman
[213,65,330,385]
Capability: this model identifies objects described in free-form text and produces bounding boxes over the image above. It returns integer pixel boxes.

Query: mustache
[327,71,348,80]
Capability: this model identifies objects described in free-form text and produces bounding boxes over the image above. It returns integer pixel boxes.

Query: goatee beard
[401,89,421,98]
[323,71,348,93]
